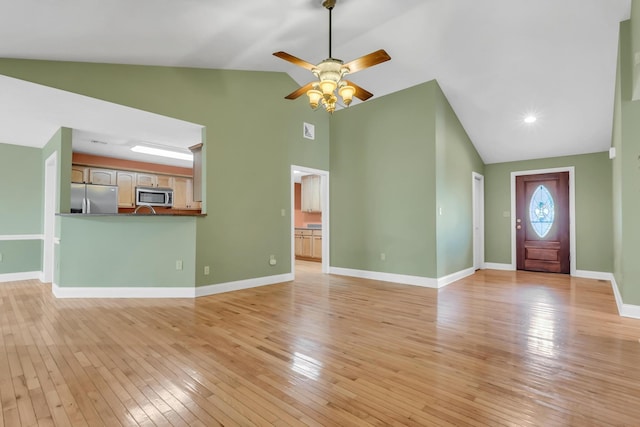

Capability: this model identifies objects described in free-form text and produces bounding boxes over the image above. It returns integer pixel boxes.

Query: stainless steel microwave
[135,187,173,207]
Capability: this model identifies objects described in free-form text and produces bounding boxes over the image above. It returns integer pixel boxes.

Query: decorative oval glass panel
[529,185,555,238]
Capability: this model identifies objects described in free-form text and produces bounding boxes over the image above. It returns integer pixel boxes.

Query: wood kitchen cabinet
[312,230,322,260]
[71,166,87,183]
[157,175,173,188]
[88,168,117,185]
[295,229,321,261]
[136,173,157,188]
[116,171,136,207]
[295,230,304,257]
[301,175,321,213]
[173,177,200,209]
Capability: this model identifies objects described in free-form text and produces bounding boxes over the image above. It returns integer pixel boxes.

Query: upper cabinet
[88,168,117,185]
[301,175,321,213]
[173,177,200,210]
[116,171,136,207]
[157,175,173,188]
[71,166,87,183]
[136,173,157,188]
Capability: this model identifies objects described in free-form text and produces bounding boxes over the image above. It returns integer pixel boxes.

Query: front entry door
[516,172,570,273]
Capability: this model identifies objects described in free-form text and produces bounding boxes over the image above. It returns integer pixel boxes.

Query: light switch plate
[176,260,183,271]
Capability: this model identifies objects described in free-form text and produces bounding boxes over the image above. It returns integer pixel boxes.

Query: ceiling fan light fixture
[319,79,337,96]
[338,84,355,106]
[307,88,323,109]
[323,94,337,113]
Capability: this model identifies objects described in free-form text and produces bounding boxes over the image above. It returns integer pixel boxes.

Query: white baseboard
[329,267,438,288]
[0,271,41,283]
[608,274,640,319]
[437,267,475,288]
[483,263,514,271]
[195,273,294,297]
[573,270,613,280]
[52,283,195,298]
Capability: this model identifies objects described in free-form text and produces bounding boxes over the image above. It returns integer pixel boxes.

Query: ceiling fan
[273,0,391,113]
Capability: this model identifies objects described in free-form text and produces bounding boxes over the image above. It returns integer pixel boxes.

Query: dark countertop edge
[57,213,206,217]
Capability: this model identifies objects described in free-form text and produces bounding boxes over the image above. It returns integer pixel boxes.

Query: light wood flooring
[2,262,640,426]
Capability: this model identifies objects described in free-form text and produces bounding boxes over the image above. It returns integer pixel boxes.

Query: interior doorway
[43,152,57,283]
[291,165,329,277]
[472,172,485,270]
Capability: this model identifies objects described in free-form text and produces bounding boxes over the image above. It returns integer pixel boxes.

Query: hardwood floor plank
[2,267,640,425]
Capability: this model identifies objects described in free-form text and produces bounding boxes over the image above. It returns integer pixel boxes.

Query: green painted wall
[0,240,42,274]
[613,20,640,305]
[330,81,435,277]
[484,152,613,273]
[330,80,484,279]
[0,143,43,275]
[434,83,485,277]
[0,143,42,233]
[0,59,330,287]
[58,216,196,287]
[41,127,73,215]
[631,0,640,100]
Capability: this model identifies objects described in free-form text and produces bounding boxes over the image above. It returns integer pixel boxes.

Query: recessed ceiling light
[131,145,193,161]
[524,115,537,124]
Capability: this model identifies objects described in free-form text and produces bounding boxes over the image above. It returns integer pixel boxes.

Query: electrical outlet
[204,265,210,275]
[269,255,277,266]
[281,209,286,217]
[176,260,183,271]
[380,253,386,261]
[0,252,3,262]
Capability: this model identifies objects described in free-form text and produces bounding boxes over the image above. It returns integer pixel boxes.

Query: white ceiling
[0,0,631,164]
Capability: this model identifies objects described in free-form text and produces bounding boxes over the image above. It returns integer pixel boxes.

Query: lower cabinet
[295,229,322,261]
[312,232,322,260]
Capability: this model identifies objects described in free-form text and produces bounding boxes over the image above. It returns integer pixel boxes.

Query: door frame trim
[290,165,330,276]
[43,151,58,283]
[472,172,485,270]
[510,167,575,275]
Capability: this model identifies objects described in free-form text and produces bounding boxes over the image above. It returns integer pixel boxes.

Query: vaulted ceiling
[0,0,631,164]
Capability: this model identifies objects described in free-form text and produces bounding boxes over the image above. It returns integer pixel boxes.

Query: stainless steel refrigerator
[70,183,119,214]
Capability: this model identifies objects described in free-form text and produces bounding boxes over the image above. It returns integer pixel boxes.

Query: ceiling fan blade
[343,49,391,74]
[345,81,373,101]
[285,82,315,100]
[273,51,317,71]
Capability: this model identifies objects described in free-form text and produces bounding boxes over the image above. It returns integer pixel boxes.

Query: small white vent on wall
[303,122,315,140]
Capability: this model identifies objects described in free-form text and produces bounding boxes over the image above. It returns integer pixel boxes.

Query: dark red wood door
[516,172,570,273]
